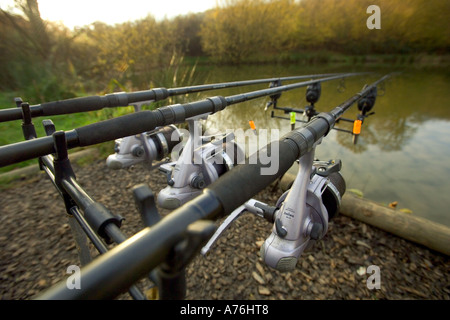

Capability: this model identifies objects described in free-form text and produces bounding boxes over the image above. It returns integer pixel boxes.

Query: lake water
[184,63,450,227]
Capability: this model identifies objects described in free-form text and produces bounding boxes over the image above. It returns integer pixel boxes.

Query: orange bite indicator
[353,119,362,135]
[249,120,257,135]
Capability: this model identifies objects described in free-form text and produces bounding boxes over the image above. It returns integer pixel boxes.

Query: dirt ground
[0,158,449,300]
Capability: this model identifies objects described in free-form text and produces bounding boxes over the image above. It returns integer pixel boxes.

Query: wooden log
[280,169,450,256]
[340,193,450,256]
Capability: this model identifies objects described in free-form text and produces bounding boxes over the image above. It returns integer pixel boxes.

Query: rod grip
[74,111,162,146]
[39,89,169,116]
[208,140,298,216]
[0,108,25,122]
[74,97,226,146]
[0,136,55,167]
[40,96,115,115]
[0,111,167,167]
[0,98,227,167]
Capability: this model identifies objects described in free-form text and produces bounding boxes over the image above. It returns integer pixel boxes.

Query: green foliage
[0,1,84,102]
[200,0,449,63]
[200,0,300,63]
[0,0,448,96]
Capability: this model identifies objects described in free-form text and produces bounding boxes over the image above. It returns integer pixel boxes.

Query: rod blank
[0,74,363,168]
[0,73,349,123]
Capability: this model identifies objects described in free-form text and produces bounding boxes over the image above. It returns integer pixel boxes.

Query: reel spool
[106,125,181,170]
[277,161,346,221]
[157,131,244,210]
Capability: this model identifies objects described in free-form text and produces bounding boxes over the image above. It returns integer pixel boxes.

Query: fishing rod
[36,74,391,300]
[151,72,361,210]
[0,73,350,123]
[0,73,363,168]
[104,74,349,170]
[2,72,367,298]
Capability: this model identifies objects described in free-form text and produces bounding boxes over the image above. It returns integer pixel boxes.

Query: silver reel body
[158,117,244,209]
[106,125,181,170]
[261,149,344,272]
[261,167,329,272]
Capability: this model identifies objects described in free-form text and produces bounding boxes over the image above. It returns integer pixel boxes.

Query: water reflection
[199,67,450,226]
[335,116,419,153]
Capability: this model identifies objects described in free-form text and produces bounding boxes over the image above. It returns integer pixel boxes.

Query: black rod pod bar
[0,73,364,168]
[0,73,351,123]
[36,121,146,299]
[36,73,391,300]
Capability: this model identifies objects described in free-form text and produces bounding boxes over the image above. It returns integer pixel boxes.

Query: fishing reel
[106,100,182,170]
[260,154,346,272]
[106,125,181,170]
[201,145,346,273]
[157,115,245,210]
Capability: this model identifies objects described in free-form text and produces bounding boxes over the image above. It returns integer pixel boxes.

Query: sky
[0,0,219,29]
